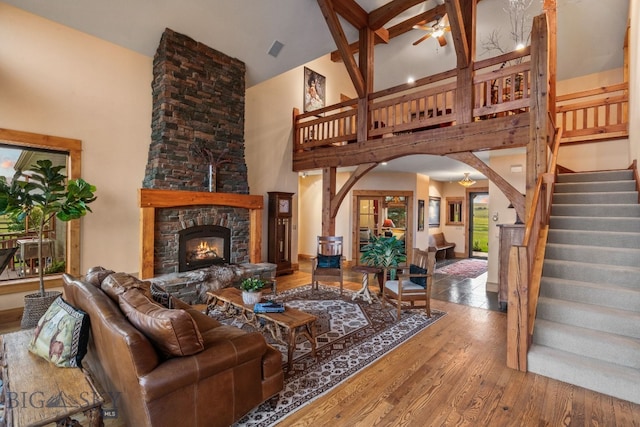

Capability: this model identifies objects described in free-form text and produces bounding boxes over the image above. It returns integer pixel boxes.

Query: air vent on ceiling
[268,40,284,58]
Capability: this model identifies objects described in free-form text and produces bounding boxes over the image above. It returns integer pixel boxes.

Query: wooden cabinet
[268,192,294,276]
[498,224,525,310]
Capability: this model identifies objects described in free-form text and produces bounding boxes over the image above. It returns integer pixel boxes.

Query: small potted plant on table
[240,277,265,306]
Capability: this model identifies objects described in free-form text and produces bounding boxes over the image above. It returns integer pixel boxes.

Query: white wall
[0,4,152,278]
[245,55,356,262]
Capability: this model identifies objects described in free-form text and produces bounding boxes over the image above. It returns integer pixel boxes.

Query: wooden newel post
[507,245,529,371]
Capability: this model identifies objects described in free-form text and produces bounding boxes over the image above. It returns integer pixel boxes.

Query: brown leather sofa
[62,269,283,427]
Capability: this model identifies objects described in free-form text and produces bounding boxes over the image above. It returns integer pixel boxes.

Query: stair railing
[506,123,562,371]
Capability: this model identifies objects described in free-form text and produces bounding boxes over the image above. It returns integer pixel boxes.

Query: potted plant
[0,159,97,328]
[360,235,407,280]
[240,277,265,305]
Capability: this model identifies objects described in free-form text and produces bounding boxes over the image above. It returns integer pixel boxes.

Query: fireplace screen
[178,225,231,272]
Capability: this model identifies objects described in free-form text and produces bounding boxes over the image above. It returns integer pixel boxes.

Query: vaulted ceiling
[4,0,628,89]
[3,0,630,181]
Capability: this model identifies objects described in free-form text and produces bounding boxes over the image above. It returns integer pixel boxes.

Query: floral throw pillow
[28,297,90,368]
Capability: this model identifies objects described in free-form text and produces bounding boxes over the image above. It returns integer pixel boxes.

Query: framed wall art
[428,196,441,227]
[304,67,326,113]
[418,199,425,231]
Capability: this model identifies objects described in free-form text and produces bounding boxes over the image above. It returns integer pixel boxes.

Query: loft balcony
[292,48,628,173]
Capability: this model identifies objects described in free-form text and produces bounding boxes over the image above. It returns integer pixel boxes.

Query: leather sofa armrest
[139,329,268,401]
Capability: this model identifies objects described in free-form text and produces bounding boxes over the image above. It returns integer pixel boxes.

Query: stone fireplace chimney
[143,28,252,275]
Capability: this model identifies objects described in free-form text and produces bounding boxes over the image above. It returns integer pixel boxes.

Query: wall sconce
[492,212,499,222]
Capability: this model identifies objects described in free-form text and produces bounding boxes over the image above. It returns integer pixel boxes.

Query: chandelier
[458,173,476,188]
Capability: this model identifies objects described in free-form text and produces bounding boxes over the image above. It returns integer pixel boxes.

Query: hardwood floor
[2,269,639,426]
[276,270,640,427]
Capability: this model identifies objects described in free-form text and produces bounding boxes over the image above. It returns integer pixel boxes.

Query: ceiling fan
[412,14,450,47]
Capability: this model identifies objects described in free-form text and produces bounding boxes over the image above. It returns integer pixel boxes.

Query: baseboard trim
[0,307,23,324]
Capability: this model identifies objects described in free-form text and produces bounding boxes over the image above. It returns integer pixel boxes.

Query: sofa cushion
[84,266,115,288]
[28,296,90,368]
[101,272,151,302]
[118,289,204,357]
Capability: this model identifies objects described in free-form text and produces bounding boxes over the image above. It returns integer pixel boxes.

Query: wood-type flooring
[1,268,638,426]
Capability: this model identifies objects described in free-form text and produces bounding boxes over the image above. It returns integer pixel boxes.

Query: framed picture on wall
[303,67,326,113]
[428,196,440,227]
[418,199,425,231]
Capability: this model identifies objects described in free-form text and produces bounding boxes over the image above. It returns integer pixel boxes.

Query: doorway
[352,191,413,264]
[468,191,489,259]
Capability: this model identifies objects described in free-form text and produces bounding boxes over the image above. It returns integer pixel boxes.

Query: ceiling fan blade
[437,35,447,47]
[413,33,433,46]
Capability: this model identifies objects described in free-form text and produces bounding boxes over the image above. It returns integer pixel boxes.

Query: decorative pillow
[84,266,115,288]
[150,282,174,309]
[28,297,90,368]
[101,272,151,302]
[409,264,427,288]
[317,254,341,268]
[118,289,204,357]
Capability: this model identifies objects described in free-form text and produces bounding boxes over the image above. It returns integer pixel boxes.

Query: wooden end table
[2,330,104,427]
[351,265,382,304]
[206,287,317,371]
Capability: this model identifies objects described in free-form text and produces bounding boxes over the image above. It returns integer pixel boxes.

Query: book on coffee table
[254,301,285,313]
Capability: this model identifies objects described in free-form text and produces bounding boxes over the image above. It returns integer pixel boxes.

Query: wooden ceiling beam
[388,4,447,38]
[368,0,425,30]
[332,0,369,29]
[318,0,366,97]
[330,3,447,62]
[445,0,471,68]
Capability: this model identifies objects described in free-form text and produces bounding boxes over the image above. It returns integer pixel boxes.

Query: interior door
[352,191,413,264]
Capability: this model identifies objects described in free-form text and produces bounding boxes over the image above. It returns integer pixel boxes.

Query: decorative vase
[242,290,262,306]
[21,290,62,329]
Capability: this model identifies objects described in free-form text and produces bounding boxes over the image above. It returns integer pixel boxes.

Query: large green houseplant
[0,159,97,328]
[360,235,406,280]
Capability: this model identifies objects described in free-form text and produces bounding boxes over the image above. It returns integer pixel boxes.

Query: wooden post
[507,245,529,371]
[528,13,550,210]
[321,167,337,236]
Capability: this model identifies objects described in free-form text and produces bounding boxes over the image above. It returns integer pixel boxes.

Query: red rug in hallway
[435,258,488,279]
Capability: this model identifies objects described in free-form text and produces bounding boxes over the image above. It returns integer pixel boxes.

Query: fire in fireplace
[178,225,231,272]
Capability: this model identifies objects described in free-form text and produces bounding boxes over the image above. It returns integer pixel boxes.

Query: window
[446,197,464,225]
[0,129,82,284]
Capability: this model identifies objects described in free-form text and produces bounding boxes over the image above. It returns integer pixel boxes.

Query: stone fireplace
[140,28,255,278]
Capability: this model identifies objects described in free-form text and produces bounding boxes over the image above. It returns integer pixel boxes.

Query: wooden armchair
[311,236,344,294]
[382,247,436,319]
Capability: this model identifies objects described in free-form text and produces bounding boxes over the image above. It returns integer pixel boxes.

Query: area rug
[435,258,488,279]
[208,284,446,427]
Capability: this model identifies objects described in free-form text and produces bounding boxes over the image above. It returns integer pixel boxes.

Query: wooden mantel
[138,188,264,279]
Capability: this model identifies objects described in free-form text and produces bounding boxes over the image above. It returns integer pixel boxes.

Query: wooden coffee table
[206,287,317,371]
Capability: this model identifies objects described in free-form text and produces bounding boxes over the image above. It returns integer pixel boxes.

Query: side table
[1,330,104,426]
[351,265,382,304]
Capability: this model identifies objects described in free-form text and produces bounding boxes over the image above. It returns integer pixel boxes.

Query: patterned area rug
[435,258,488,279]
[208,284,446,427]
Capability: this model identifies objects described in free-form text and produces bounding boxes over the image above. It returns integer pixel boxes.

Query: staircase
[527,169,640,404]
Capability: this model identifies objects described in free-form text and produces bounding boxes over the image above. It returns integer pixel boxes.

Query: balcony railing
[556,82,629,143]
[293,49,532,153]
